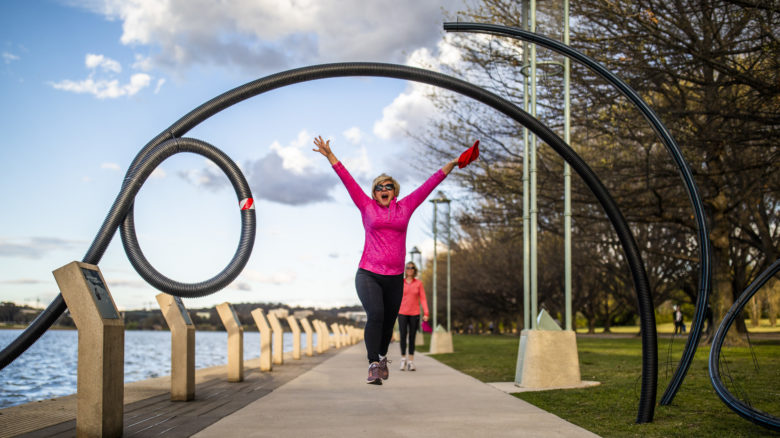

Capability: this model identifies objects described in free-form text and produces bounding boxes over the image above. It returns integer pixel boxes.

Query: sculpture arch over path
[0,61,657,424]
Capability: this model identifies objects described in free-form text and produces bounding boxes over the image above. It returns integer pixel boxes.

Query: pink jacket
[399,278,429,317]
[333,161,447,275]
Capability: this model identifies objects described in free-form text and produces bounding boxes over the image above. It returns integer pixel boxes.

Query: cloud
[101,162,121,171]
[343,126,363,144]
[178,164,228,191]
[73,0,462,74]
[178,130,376,205]
[239,268,296,285]
[50,73,152,99]
[0,278,46,285]
[154,78,165,93]
[49,53,153,99]
[0,237,82,259]
[85,53,122,73]
[150,167,166,179]
[373,36,464,140]
[2,52,19,64]
[244,150,337,205]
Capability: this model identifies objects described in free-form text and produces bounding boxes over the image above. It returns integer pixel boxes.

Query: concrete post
[285,315,302,360]
[315,320,329,353]
[53,261,124,438]
[156,293,195,401]
[330,323,342,348]
[299,317,314,356]
[266,310,284,365]
[250,309,273,371]
[216,302,243,382]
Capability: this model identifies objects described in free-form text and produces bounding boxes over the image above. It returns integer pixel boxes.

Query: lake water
[0,329,308,409]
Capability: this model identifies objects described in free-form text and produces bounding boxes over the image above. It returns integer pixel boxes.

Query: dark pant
[355,268,404,363]
[398,314,420,356]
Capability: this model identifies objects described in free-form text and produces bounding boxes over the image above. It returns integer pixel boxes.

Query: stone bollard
[156,293,195,401]
[216,302,244,382]
[285,315,302,360]
[429,324,454,354]
[319,320,331,351]
[266,310,284,365]
[53,261,124,438]
[299,317,314,357]
[250,309,273,372]
[330,323,342,348]
[313,320,327,353]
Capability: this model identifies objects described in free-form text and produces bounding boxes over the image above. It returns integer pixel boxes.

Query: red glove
[458,140,480,168]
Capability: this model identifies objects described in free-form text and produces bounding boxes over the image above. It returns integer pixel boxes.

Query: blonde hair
[371,173,400,200]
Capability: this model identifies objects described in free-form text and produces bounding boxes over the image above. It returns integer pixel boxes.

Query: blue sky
[0,0,470,310]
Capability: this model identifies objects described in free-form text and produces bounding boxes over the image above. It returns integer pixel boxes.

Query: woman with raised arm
[313,135,475,385]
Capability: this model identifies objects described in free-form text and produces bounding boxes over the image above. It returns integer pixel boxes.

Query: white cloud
[50,51,154,99]
[85,53,122,73]
[342,126,363,144]
[268,130,316,174]
[373,83,437,140]
[74,0,462,74]
[373,35,467,140]
[342,146,372,177]
[2,52,19,64]
[150,167,166,179]
[50,72,152,99]
[239,268,296,285]
[154,78,165,93]
[101,162,121,171]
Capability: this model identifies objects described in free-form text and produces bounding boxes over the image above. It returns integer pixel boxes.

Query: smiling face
[374,179,395,207]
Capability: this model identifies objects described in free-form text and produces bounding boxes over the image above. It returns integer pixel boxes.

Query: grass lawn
[426,333,779,437]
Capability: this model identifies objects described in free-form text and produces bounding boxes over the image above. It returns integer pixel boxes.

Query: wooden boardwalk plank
[11,350,333,438]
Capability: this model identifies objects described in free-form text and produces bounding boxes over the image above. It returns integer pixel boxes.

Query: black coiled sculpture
[0,60,657,424]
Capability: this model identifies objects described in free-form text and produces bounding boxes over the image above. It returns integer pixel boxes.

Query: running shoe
[367,362,382,385]
[379,356,391,380]
[407,360,416,371]
[399,357,407,371]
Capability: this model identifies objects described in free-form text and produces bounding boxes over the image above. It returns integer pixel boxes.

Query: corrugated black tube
[708,259,780,432]
[1,64,651,426]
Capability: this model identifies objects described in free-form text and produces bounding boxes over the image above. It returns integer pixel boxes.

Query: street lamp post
[430,191,451,332]
[409,246,422,334]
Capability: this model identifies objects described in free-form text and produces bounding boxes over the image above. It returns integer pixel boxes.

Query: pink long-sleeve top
[332,161,447,275]
[399,278,429,317]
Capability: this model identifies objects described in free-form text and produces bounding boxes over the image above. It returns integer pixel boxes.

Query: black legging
[355,268,404,363]
[398,314,420,356]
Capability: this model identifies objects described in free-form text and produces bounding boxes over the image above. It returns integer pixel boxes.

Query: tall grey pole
[529,0,539,329]
[432,202,438,331]
[522,0,531,331]
[563,0,573,330]
[446,201,452,333]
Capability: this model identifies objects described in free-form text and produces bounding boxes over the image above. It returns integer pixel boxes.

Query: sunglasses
[374,183,395,192]
[405,266,415,270]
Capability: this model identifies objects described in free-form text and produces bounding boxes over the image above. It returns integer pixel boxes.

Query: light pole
[409,246,423,334]
[430,191,451,332]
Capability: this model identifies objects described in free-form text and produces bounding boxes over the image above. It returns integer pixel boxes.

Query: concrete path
[193,344,599,438]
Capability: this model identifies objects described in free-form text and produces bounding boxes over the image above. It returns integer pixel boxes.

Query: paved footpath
[193,344,599,438]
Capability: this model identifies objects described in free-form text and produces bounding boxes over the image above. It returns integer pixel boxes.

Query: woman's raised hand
[313,135,332,156]
[313,136,339,165]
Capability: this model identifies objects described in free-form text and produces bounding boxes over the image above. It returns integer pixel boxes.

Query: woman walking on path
[313,135,469,385]
[398,261,428,372]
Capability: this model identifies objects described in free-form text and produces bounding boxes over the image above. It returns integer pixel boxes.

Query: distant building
[339,311,367,323]
[270,308,289,318]
[294,310,314,319]
[196,311,211,320]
